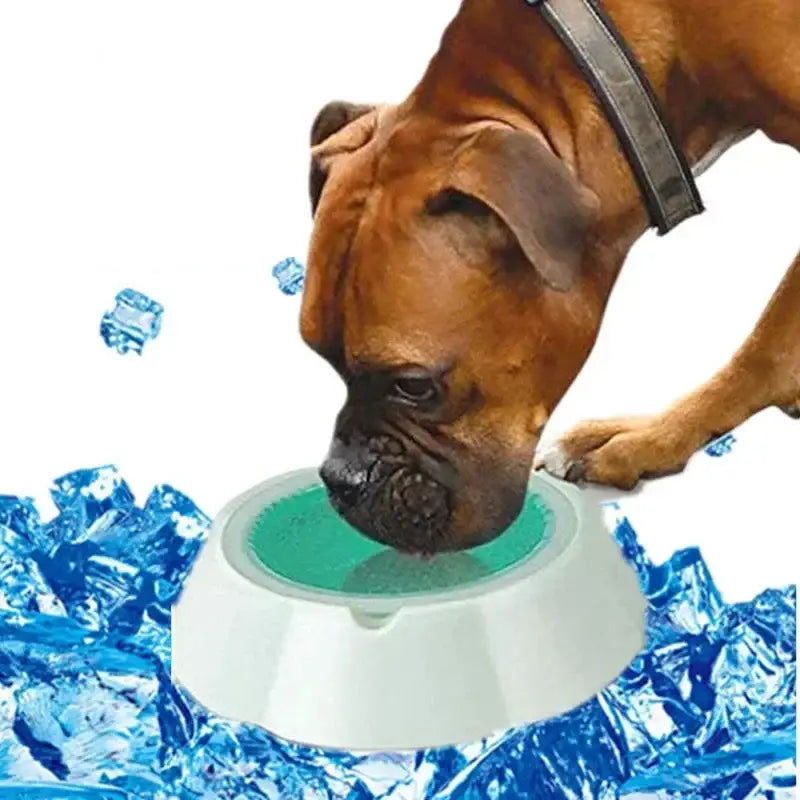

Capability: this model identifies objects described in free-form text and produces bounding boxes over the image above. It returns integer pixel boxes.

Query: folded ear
[309,101,378,215]
[310,101,376,147]
[438,127,599,291]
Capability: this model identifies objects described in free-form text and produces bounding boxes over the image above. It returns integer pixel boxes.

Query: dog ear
[437,127,598,291]
[309,101,378,215]
[310,101,376,147]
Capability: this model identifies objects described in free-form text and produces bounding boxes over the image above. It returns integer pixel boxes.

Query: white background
[0,1,797,603]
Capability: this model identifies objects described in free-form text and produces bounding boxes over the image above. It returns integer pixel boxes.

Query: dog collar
[526,0,704,234]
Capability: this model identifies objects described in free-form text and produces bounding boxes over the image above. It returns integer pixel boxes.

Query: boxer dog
[301,0,799,554]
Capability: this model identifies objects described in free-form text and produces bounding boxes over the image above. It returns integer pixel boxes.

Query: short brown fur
[301,0,799,551]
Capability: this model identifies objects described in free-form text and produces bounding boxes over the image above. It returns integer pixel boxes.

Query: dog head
[302,101,601,554]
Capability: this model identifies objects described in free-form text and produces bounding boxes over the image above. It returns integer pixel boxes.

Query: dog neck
[409,0,740,295]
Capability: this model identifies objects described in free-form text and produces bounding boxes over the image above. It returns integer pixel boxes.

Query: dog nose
[319,457,365,510]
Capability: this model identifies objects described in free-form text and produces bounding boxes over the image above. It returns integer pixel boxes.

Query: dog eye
[391,377,438,404]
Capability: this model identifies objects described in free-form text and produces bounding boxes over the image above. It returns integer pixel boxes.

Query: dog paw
[533,440,574,480]
[535,416,693,490]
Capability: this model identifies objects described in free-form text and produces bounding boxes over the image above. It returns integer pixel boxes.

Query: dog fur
[301,0,799,552]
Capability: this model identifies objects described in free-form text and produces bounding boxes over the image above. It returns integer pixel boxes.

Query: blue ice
[0,466,795,798]
[100,289,164,355]
[705,433,737,458]
[272,257,305,296]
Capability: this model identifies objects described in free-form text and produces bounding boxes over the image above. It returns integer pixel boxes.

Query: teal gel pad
[247,486,552,597]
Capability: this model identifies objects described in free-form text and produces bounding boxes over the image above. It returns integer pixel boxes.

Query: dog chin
[332,466,452,555]
[322,435,531,554]
[335,478,527,556]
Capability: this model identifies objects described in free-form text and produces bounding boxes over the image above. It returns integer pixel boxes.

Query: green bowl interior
[247,484,553,598]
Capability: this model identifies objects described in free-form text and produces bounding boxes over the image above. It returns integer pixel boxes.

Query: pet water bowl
[172,469,646,752]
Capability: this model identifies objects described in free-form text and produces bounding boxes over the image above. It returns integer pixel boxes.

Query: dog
[301,0,799,555]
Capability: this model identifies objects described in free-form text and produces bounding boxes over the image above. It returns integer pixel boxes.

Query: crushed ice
[0,468,795,799]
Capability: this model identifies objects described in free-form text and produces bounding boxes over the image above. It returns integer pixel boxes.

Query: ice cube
[35,477,208,661]
[0,609,193,794]
[36,544,160,655]
[600,583,795,793]
[0,495,42,546]
[705,433,737,458]
[608,511,653,591]
[1,468,208,671]
[606,511,725,646]
[645,548,725,647]
[415,703,627,799]
[620,751,797,798]
[0,525,65,617]
[50,467,136,538]
[100,289,163,356]
[709,587,796,743]
[272,257,305,296]
[103,484,210,604]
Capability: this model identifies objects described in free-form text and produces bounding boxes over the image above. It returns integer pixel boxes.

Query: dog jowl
[318,398,537,555]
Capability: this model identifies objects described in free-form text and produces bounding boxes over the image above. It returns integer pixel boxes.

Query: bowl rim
[217,468,583,614]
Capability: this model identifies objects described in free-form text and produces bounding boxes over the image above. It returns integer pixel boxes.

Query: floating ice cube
[272,257,305,296]
[705,433,737,458]
[100,289,163,356]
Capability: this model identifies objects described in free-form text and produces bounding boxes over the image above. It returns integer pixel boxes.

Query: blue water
[100,289,164,355]
[0,468,795,799]
[272,257,305,296]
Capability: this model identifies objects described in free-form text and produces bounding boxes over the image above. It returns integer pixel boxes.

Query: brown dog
[301,0,799,554]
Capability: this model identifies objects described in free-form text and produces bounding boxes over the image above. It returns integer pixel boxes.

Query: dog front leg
[537,253,800,489]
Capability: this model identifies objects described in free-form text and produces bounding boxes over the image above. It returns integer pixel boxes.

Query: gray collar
[526,0,704,234]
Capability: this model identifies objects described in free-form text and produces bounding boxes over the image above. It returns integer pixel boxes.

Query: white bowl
[172,469,645,752]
